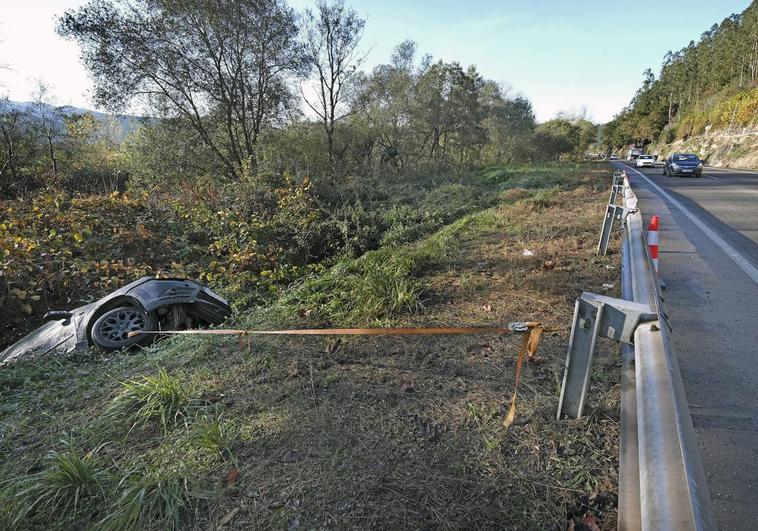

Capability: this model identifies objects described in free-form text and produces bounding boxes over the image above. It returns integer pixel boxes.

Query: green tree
[58,0,307,179]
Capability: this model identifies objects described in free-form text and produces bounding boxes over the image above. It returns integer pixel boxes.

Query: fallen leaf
[20,303,32,315]
[543,260,555,270]
[325,338,342,355]
[576,514,601,531]
[481,304,492,312]
[287,360,302,378]
[225,467,240,487]
[522,249,535,257]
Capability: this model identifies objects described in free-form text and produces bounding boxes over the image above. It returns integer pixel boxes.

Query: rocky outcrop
[649,126,758,169]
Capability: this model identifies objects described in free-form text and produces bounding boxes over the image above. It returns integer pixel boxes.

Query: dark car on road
[0,277,231,365]
[664,153,703,177]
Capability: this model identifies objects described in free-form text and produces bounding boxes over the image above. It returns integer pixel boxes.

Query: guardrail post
[557,292,656,419]
[609,171,624,204]
[557,296,603,418]
[597,204,629,256]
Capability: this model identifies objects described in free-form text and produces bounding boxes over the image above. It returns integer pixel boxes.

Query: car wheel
[91,305,158,351]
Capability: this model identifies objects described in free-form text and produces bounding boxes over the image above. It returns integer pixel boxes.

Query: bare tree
[302,0,366,165]
[31,81,63,175]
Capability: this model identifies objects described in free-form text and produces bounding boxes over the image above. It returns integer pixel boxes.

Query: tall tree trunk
[47,135,58,174]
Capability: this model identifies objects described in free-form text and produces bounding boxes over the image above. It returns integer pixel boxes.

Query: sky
[0,0,752,123]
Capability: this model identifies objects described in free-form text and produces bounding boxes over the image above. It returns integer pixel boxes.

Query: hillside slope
[651,126,758,169]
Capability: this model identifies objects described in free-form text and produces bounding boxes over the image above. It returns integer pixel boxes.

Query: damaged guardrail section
[557,171,716,530]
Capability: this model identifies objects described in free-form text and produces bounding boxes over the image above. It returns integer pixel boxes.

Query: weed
[192,413,239,457]
[3,445,108,526]
[106,369,205,433]
[279,248,425,323]
[100,469,208,531]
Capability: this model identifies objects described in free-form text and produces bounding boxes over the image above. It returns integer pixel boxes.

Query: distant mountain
[6,101,146,141]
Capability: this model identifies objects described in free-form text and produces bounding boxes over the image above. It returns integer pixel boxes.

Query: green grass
[2,446,108,527]
[276,247,428,324]
[192,413,239,457]
[106,369,206,433]
[99,470,207,531]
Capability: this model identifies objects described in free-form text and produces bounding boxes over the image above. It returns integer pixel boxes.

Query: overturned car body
[1,277,231,365]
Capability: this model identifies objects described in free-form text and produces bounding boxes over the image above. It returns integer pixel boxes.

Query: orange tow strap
[505,325,544,429]
[130,322,552,427]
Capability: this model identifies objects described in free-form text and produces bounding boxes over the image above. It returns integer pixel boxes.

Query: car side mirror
[44,311,73,321]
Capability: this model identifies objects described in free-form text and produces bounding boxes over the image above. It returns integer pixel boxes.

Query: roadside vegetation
[603,1,758,151]
[1,162,621,530]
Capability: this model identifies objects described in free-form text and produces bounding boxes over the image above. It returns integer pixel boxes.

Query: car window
[673,154,699,162]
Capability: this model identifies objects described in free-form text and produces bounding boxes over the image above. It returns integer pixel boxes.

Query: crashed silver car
[1,277,231,365]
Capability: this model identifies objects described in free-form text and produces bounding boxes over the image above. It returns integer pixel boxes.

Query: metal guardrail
[557,171,716,530]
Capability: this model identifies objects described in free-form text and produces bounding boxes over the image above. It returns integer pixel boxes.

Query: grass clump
[2,446,108,527]
[106,369,205,433]
[192,413,239,457]
[279,248,427,323]
[100,470,207,531]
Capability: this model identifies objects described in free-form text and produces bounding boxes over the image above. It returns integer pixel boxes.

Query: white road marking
[619,164,758,285]
[703,175,721,180]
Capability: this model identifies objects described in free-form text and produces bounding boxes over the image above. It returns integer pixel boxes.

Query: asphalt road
[614,161,758,530]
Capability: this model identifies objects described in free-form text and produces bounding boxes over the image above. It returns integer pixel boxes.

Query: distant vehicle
[0,277,231,365]
[636,154,656,168]
[628,148,643,160]
[610,154,619,160]
[663,153,703,177]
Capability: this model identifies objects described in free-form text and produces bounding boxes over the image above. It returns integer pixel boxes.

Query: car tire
[91,305,158,351]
